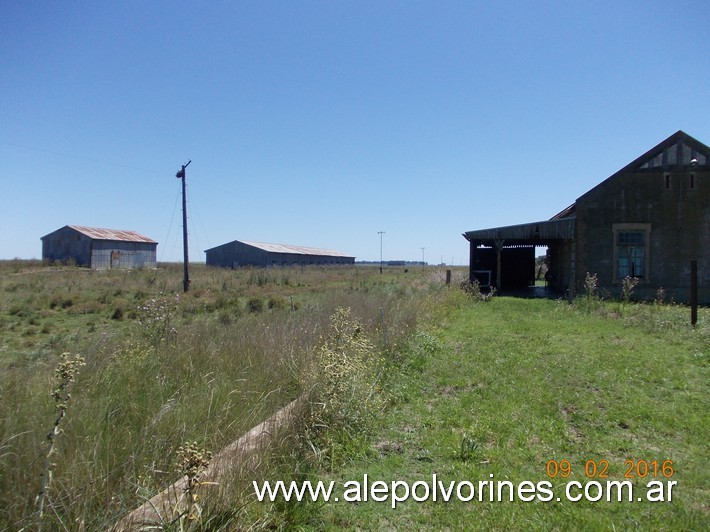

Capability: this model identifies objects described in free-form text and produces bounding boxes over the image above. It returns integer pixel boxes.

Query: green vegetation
[1,261,707,529]
[0,262,429,529]
[299,290,708,529]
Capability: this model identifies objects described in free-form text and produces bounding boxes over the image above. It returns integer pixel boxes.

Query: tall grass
[307,287,708,529]
[0,262,431,528]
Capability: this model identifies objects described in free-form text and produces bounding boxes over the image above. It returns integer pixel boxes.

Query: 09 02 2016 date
[546,459,675,479]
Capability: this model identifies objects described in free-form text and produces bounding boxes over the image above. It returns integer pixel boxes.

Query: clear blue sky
[2,1,708,264]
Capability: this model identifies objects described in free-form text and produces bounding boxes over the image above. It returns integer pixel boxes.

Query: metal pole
[176,160,191,292]
[378,231,385,274]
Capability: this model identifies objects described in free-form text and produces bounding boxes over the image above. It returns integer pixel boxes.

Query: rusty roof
[240,240,353,257]
[68,225,157,243]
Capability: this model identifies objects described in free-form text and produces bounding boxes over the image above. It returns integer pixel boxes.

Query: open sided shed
[41,225,157,270]
[464,217,576,291]
[205,240,355,268]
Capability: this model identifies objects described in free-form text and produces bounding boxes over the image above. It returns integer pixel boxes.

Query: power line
[2,141,165,175]
[159,184,182,263]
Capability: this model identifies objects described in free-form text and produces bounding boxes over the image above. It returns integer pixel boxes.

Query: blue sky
[2,1,708,264]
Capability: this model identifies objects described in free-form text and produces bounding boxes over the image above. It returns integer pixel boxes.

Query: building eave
[463,217,576,245]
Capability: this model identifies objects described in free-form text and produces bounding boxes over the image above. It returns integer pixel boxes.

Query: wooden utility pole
[176,160,191,292]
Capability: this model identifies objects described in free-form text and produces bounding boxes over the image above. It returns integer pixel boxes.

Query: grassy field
[274,290,709,530]
[1,261,707,530]
[0,261,434,529]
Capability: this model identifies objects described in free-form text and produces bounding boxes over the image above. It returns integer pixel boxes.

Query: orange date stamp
[546,459,675,479]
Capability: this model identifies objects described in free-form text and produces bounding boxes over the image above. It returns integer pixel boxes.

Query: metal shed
[41,225,158,270]
[205,240,355,268]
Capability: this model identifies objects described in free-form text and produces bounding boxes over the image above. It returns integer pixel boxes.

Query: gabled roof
[578,130,710,202]
[61,225,157,243]
[629,130,709,171]
[465,131,708,240]
[211,240,354,258]
[549,130,708,220]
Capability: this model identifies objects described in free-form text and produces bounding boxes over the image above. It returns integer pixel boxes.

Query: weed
[8,304,29,317]
[584,271,598,299]
[49,294,73,309]
[462,278,496,301]
[305,307,385,467]
[621,275,639,303]
[458,433,479,462]
[576,272,601,312]
[136,293,179,345]
[248,270,270,287]
[617,275,640,316]
[218,310,232,325]
[174,441,213,527]
[268,296,287,311]
[35,353,85,528]
[406,330,444,372]
[247,297,264,313]
[481,287,496,301]
[655,286,666,306]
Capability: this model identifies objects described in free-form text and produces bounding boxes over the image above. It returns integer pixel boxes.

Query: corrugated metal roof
[463,218,576,243]
[68,225,157,243]
[550,203,576,220]
[240,240,353,258]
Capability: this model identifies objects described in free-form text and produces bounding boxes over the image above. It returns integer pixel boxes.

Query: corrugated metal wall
[205,241,355,268]
[91,241,157,270]
[42,226,92,266]
[42,227,157,269]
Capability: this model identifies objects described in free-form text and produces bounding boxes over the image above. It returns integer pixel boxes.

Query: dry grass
[0,262,434,529]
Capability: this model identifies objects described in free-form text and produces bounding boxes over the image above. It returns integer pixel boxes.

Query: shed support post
[494,239,504,291]
[690,260,698,327]
[567,238,576,304]
[469,241,475,283]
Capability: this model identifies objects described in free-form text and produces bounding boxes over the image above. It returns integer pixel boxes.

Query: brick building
[464,131,709,303]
